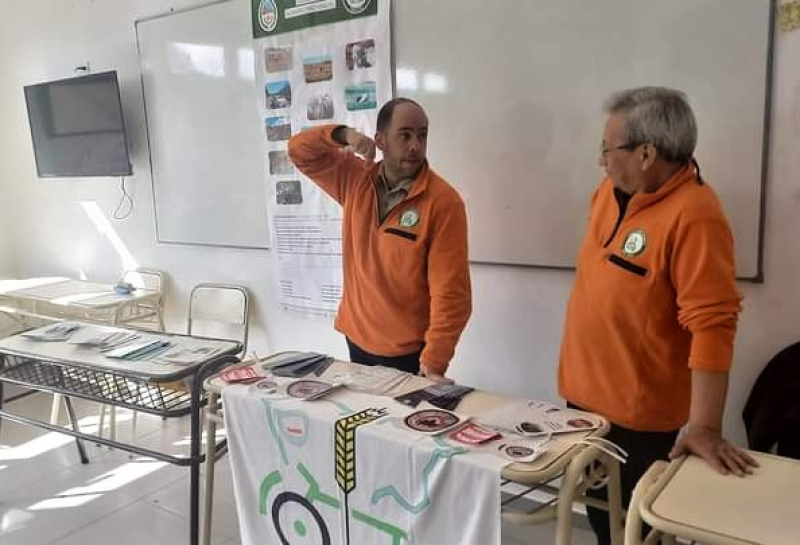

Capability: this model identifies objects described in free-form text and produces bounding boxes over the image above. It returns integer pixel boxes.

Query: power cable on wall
[113,176,134,220]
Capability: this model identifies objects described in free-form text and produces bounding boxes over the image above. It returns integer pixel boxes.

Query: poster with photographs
[252,0,391,317]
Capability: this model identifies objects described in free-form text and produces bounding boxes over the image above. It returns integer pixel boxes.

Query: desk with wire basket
[0,324,241,545]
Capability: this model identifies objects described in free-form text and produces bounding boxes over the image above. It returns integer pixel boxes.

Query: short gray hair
[604,87,697,163]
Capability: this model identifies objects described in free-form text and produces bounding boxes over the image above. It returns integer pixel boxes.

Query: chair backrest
[123,268,165,303]
[742,341,800,459]
[187,282,250,354]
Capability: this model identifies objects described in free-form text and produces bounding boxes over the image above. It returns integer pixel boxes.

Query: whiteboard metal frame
[389,0,776,283]
[135,0,272,251]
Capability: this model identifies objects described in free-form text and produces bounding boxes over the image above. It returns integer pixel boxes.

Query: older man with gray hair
[558,87,758,544]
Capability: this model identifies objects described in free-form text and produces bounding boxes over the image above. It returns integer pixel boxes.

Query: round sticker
[258,0,279,33]
[567,418,595,429]
[404,409,459,433]
[503,445,536,459]
[622,229,647,257]
[286,380,331,399]
[496,441,546,463]
[255,378,278,392]
[399,208,420,227]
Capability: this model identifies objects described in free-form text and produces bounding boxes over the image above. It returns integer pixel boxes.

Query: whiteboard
[394,0,773,279]
[136,0,270,249]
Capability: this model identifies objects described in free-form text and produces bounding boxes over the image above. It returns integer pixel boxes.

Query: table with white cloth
[0,277,162,327]
[204,355,624,545]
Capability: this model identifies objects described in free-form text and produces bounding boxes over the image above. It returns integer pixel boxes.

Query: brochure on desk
[20,322,81,342]
[478,399,602,437]
[14,322,235,376]
[67,326,140,348]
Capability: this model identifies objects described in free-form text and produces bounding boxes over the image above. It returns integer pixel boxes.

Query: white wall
[0,168,14,278]
[1,0,799,445]
[0,0,347,361]
[0,27,18,277]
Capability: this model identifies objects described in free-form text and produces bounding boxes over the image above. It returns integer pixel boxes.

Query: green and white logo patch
[398,208,420,228]
[622,229,647,257]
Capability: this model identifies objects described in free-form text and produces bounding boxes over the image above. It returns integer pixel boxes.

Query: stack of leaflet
[323,365,420,396]
[67,325,140,350]
[153,345,221,366]
[102,336,172,361]
[21,322,81,342]
[394,383,475,410]
[262,352,334,378]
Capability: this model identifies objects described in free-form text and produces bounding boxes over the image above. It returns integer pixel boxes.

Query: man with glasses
[558,87,758,544]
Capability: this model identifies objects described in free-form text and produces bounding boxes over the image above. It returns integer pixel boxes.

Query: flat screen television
[23,70,133,178]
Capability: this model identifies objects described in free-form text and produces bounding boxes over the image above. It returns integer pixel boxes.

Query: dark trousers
[346,338,422,374]
[569,402,679,545]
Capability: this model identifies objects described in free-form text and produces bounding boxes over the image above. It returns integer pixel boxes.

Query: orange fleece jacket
[288,125,472,374]
[559,164,742,431]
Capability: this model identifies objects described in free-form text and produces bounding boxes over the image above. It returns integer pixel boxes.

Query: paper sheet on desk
[152,345,221,365]
[20,322,80,342]
[478,399,602,437]
[103,338,169,359]
[318,362,429,397]
[67,325,139,348]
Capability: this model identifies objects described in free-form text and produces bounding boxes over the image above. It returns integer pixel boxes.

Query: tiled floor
[0,392,597,545]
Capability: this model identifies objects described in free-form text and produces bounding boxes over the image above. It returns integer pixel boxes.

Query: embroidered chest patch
[621,229,647,257]
[399,208,420,227]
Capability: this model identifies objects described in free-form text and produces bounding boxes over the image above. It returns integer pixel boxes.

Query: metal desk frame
[0,326,241,545]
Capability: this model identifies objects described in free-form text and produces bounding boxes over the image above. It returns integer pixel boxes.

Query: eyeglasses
[600,142,639,156]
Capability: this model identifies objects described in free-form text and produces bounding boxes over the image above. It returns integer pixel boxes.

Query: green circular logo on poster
[258,0,278,33]
[343,0,372,15]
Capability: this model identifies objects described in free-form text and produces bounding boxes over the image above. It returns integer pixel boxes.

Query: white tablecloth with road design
[223,383,508,545]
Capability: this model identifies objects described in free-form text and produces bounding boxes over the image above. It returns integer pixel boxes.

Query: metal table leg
[201,392,220,545]
[64,396,89,464]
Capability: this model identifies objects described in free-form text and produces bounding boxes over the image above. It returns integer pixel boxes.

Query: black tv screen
[24,71,133,178]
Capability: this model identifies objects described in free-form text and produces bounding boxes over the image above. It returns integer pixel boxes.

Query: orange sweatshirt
[559,164,742,431]
[288,125,472,374]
